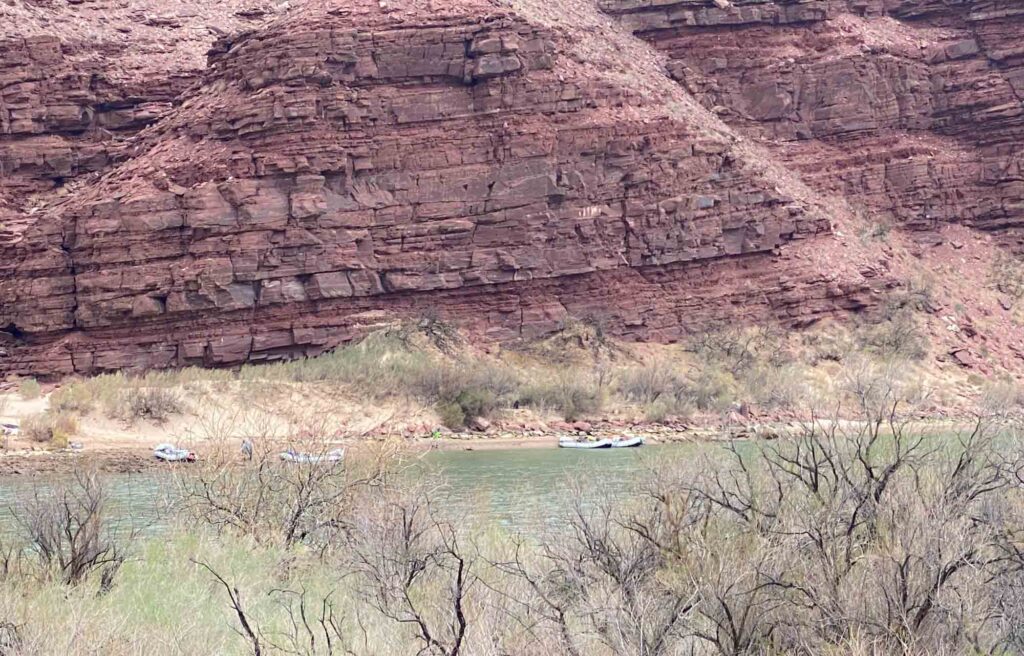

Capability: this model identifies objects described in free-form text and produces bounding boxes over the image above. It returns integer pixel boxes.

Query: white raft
[280,448,345,464]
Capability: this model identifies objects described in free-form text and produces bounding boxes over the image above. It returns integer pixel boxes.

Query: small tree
[179,435,397,551]
[18,469,131,589]
[347,480,478,656]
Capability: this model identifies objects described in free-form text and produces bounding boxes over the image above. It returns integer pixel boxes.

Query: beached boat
[610,437,645,448]
[0,423,19,436]
[153,443,196,462]
[280,448,345,464]
[558,438,612,449]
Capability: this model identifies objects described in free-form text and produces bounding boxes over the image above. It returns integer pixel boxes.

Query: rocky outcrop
[599,0,1024,237]
[36,0,1024,376]
[0,0,279,207]
[0,0,886,376]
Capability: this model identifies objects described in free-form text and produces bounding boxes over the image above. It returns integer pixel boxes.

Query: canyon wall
[600,0,1024,237]
[2,0,1019,376]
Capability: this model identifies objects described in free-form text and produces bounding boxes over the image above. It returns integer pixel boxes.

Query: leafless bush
[617,362,687,404]
[195,560,355,656]
[490,364,1024,655]
[519,492,693,656]
[616,362,695,422]
[347,480,479,656]
[689,325,788,376]
[178,435,397,551]
[17,470,132,589]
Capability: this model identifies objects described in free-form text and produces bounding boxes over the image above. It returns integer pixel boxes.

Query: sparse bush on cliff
[858,307,926,360]
[991,252,1024,305]
[689,324,788,376]
[17,378,40,401]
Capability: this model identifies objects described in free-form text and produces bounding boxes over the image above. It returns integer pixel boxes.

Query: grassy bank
[0,314,997,459]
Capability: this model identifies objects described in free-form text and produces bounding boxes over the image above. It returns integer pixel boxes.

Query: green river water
[0,443,708,536]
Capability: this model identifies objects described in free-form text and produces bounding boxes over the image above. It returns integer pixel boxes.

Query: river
[0,443,709,536]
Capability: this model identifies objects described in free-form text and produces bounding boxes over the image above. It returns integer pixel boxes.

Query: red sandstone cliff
[0,0,1020,376]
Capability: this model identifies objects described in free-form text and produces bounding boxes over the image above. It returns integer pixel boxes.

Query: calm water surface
[0,443,710,535]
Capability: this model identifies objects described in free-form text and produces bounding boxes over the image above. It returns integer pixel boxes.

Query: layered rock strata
[1,0,915,375]
[599,0,1024,239]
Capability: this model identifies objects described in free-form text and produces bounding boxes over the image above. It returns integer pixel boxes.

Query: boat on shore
[558,436,645,449]
[558,438,612,449]
[153,443,196,462]
[280,448,345,464]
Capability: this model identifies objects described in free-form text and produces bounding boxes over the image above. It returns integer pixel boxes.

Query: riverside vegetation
[1,365,1024,655]
[0,311,1017,654]
[6,305,956,451]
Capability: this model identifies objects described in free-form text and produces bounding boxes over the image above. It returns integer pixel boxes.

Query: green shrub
[18,378,41,400]
[50,381,95,415]
[521,373,603,421]
[122,387,182,423]
[616,362,687,404]
[689,365,737,412]
[455,388,497,422]
[436,401,466,430]
[414,362,519,428]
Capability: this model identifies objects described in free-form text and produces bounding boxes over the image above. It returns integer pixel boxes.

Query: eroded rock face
[1,0,909,375]
[600,0,1024,237]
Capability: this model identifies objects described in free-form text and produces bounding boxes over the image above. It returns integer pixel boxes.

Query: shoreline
[0,415,973,475]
